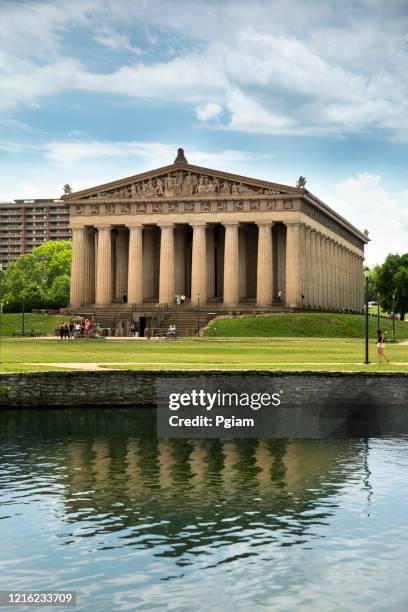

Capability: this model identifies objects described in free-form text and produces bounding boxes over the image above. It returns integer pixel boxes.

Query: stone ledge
[1,369,408,409]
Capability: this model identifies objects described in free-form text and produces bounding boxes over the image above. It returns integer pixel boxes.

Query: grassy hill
[204,312,408,340]
[0,313,63,336]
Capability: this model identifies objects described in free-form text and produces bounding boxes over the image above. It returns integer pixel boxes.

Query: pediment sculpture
[86,170,282,200]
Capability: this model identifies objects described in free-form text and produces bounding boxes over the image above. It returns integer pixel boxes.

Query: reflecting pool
[1,409,408,610]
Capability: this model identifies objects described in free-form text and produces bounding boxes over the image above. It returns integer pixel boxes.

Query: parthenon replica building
[64,149,368,320]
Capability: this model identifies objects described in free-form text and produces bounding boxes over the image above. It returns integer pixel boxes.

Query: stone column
[321,236,328,309]
[355,254,361,311]
[318,233,325,309]
[351,252,356,311]
[191,223,207,305]
[206,225,215,300]
[310,230,317,308]
[239,226,247,300]
[339,246,345,309]
[223,222,240,306]
[256,222,273,306]
[174,227,187,296]
[159,224,175,305]
[70,226,86,305]
[285,222,301,308]
[84,228,96,305]
[95,225,113,305]
[333,242,339,310]
[303,227,311,307]
[127,223,143,304]
[345,248,350,310]
[115,229,128,300]
[350,252,354,310]
[328,239,334,310]
[143,226,156,300]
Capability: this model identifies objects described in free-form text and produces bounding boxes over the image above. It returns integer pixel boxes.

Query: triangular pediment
[63,162,301,201]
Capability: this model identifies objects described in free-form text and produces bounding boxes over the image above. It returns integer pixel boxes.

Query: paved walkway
[25,361,408,371]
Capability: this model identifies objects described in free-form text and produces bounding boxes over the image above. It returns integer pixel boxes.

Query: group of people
[175,294,186,305]
[58,317,98,340]
[167,324,177,338]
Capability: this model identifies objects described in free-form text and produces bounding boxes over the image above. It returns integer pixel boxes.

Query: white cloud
[1,0,408,138]
[225,88,295,134]
[0,137,261,199]
[93,27,143,55]
[195,103,223,121]
[321,173,408,266]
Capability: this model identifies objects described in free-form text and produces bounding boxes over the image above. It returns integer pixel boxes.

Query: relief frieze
[216,201,227,212]
[71,197,301,218]
[84,170,284,200]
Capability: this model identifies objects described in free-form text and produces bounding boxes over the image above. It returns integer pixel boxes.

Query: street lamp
[392,291,396,343]
[364,268,370,365]
[174,294,178,339]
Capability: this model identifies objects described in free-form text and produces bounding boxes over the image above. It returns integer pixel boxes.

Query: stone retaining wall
[1,370,408,409]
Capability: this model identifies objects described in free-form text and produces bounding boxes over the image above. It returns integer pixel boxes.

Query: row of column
[301,226,363,311]
[70,221,363,310]
[71,221,282,307]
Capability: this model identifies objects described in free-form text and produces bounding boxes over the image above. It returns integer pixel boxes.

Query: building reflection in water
[0,409,366,567]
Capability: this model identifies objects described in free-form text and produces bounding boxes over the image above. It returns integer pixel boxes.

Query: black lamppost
[392,291,396,343]
[22,293,25,335]
[175,294,178,339]
[364,268,370,364]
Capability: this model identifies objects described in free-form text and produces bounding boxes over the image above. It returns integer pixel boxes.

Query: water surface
[0,409,407,611]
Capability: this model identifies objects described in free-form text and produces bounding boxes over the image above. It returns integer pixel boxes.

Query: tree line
[369,253,408,320]
[0,241,71,312]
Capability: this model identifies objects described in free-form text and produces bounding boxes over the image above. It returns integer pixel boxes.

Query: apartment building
[0,199,71,268]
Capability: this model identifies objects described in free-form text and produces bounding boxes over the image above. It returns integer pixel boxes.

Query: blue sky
[1,0,408,265]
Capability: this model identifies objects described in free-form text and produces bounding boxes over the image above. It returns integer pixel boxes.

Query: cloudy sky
[1,0,408,266]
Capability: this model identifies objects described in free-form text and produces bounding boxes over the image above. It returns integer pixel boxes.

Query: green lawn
[0,313,63,337]
[1,337,407,373]
[2,311,406,340]
[205,312,408,340]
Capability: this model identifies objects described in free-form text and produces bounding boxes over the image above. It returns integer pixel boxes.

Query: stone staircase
[62,302,295,337]
[160,306,217,337]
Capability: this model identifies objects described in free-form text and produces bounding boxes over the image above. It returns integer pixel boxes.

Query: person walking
[376,329,390,364]
[180,293,185,305]
[58,322,64,340]
[64,322,70,340]
[123,292,128,304]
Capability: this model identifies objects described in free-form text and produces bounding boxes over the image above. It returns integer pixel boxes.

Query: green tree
[374,253,408,321]
[368,267,379,301]
[2,241,71,312]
